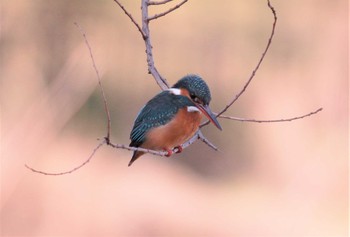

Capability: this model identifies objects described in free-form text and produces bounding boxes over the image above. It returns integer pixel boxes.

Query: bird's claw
[164,149,173,157]
[164,146,182,157]
[174,145,183,154]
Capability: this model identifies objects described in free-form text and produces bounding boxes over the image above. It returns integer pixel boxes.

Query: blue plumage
[128,74,221,166]
[173,74,211,105]
[129,90,194,147]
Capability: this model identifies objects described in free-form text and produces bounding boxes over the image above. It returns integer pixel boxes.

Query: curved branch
[108,140,168,157]
[149,0,174,5]
[113,0,169,90]
[141,0,170,89]
[113,0,146,39]
[74,22,111,141]
[197,130,219,151]
[201,0,277,128]
[107,128,219,157]
[217,108,323,123]
[27,0,323,173]
[25,140,106,175]
[219,0,277,116]
[148,0,189,21]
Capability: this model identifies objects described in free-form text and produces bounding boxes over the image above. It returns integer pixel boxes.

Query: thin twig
[173,130,218,151]
[217,107,323,123]
[74,22,111,141]
[141,0,170,89]
[25,140,106,175]
[148,0,189,21]
[180,131,200,149]
[149,0,174,5]
[198,130,219,151]
[108,140,167,157]
[219,0,276,114]
[113,0,146,39]
[25,24,111,175]
[219,0,277,115]
[26,0,322,173]
[112,0,168,89]
[106,130,219,156]
[201,0,277,128]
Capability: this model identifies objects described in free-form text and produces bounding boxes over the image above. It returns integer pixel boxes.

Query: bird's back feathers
[129,91,194,148]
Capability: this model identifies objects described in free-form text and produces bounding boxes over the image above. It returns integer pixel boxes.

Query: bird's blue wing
[129,91,193,147]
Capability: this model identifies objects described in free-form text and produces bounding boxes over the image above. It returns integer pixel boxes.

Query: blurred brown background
[1,0,348,236]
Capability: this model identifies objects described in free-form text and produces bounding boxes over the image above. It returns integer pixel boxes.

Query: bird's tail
[128,150,144,167]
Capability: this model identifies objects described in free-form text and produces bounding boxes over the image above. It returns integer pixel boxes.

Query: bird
[128,74,222,166]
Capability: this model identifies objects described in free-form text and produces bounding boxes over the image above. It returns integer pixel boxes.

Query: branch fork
[25,0,322,175]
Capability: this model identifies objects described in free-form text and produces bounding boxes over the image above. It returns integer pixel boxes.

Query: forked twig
[26,0,322,175]
[113,0,146,39]
[148,0,189,21]
[197,130,219,151]
[148,0,174,5]
[25,23,112,175]
[112,0,173,89]
[25,139,106,175]
[86,0,320,164]
[141,0,170,89]
[74,22,111,141]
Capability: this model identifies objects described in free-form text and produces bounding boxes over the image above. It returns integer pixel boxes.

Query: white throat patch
[167,88,182,95]
[187,106,200,113]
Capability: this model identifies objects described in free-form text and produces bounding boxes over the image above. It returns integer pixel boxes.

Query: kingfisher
[128,74,222,166]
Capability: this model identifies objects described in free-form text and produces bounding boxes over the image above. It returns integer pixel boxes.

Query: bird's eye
[190,94,199,103]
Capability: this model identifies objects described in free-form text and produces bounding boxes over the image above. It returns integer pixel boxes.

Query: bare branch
[180,130,200,149]
[25,140,106,175]
[112,0,169,89]
[221,0,276,113]
[141,0,170,89]
[25,23,111,176]
[218,0,276,115]
[74,22,112,140]
[197,130,219,151]
[148,0,174,5]
[148,0,189,21]
[219,0,276,115]
[113,0,146,39]
[27,0,322,173]
[201,0,277,129]
[106,135,193,156]
[107,129,218,156]
[217,107,323,123]
[108,139,168,157]
[172,130,219,152]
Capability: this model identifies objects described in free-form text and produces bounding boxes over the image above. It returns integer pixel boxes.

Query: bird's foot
[174,145,183,154]
[164,146,182,157]
[164,148,173,157]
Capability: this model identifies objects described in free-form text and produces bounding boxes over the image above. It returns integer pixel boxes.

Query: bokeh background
[1,0,348,236]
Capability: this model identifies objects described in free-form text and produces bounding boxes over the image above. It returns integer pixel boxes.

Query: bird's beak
[196,104,222,130]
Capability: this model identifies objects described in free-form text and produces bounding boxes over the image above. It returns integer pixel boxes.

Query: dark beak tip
[196,104,222,131]
[213,120,222,131]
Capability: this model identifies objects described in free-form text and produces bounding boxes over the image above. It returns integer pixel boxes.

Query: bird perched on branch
[128,74,222,166]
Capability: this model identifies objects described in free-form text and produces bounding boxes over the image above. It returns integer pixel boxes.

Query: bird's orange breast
[141,108,202,151]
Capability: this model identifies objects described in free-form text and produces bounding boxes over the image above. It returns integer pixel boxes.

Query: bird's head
[171,74,222,130]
